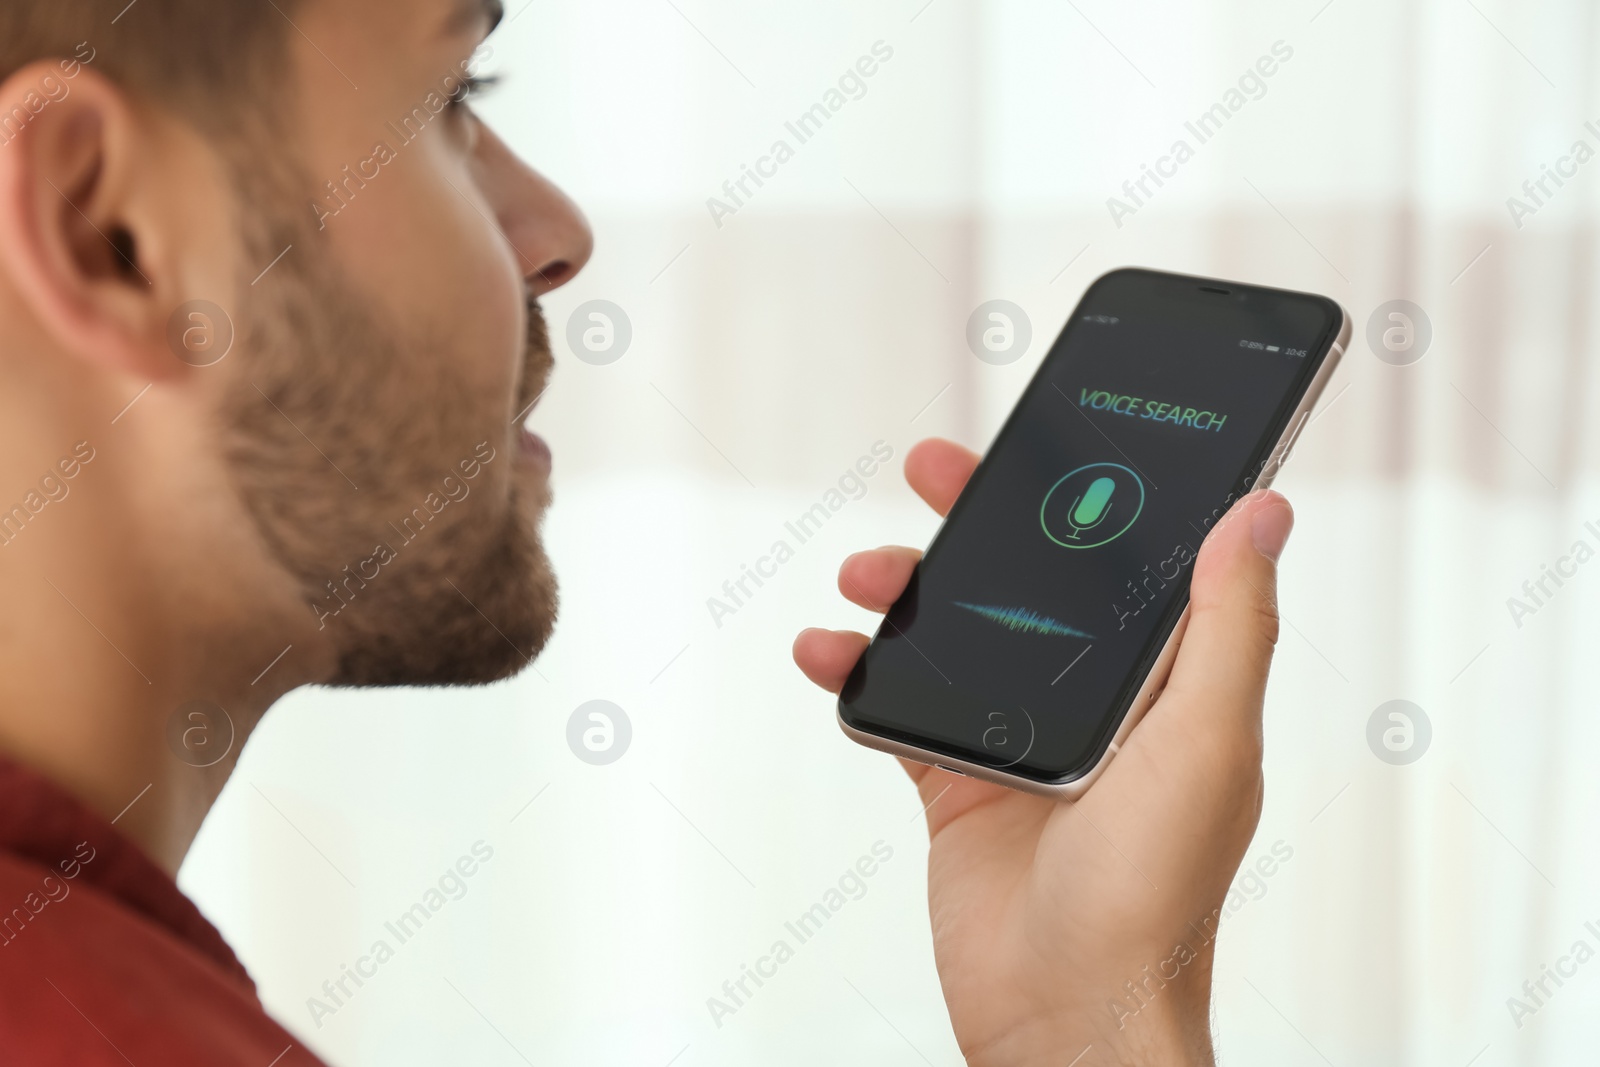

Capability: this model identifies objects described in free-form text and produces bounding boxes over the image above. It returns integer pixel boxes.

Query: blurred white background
[183,0,1600,1063]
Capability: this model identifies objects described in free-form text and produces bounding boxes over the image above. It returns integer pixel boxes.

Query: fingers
[838,546,921,611]
[799,547,918,691]
[789,629,942,798]
[795,439,981,774]
[1159,490,1294,749]
[904,438,981,517]
[793,628,869,694]
[837,435,976,608]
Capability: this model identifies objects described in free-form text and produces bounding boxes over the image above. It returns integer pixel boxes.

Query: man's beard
[221,235,558,687]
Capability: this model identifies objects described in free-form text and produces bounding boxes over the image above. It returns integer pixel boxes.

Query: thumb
[1160,490,1294,735]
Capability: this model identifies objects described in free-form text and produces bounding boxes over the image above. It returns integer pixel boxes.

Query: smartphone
[839,267,1349,798]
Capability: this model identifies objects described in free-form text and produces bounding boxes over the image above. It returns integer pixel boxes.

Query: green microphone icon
[1041,464,1144,549]
[1066,476,1116,539]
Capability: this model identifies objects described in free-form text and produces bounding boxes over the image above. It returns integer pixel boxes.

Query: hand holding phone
[794,439,1295,1064]
[839,269,1346,795]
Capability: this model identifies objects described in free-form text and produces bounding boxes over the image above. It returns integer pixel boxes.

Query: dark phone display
[840,270,1340,783]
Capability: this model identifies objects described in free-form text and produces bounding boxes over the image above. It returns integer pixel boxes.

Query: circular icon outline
[981,705,1037,769]
[1040,462,1146,549]
[566,699,632,766]
[166,300,235,368]
[1365,699,1431,766]
[966,299,1033,366]
[165,700,235,769]
[1365,299,1432,367]
[566,299,633,367]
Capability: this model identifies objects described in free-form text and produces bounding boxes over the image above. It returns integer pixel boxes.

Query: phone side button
[935,764,969,777]
[1260,413,1308,487]
[1281,411,1310,461]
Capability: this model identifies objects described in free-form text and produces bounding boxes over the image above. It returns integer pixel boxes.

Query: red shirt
[0,758,328,1066]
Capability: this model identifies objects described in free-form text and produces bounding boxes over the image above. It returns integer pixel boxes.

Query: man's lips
[517,427,552,470]
[514,297,553,474]
[512,366,551,472]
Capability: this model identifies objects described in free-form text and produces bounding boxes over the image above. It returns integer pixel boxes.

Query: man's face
[215,0,590,686]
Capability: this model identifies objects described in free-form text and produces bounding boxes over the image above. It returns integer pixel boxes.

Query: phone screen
[840,269,1342,784]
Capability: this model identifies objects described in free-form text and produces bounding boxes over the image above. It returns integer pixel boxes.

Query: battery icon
[1265,345,1280,352]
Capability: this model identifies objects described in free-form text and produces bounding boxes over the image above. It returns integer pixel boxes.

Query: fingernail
[1252,502,1293,562]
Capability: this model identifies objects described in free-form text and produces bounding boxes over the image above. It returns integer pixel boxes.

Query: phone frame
[837,268,1352,799]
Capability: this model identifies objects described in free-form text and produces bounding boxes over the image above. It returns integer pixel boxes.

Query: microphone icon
[1064,476,1116,541]
[1040,463,1144,549]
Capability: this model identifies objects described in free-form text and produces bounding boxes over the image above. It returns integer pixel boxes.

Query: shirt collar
[0,755,255,992]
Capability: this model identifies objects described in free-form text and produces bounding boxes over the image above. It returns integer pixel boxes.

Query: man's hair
[0,1,298,142]
[1,1,315,271]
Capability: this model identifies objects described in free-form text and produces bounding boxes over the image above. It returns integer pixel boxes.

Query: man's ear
[0,62,210,381]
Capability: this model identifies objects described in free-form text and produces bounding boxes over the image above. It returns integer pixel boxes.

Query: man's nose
[473,125,593,295]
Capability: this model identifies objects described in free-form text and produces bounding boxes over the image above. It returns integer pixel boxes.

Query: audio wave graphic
[952,602,1095,640]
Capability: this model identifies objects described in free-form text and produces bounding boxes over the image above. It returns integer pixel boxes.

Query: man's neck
[0,389,331,875]
[0,554,312,875]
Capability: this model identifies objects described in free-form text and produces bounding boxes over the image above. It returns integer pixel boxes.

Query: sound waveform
[952,602,1095,640]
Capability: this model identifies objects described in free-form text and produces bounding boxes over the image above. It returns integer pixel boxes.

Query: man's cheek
[324,157,521,398]
[413,165,526,389]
